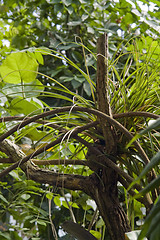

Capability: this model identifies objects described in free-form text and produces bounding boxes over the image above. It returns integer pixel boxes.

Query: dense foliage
[0,0,160,240]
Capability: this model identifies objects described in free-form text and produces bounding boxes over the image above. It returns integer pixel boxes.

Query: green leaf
[62,201,69,209]
[54,196,61,207]
[96,218,105,228]
[67,21,81,26]
[141,119,160,134]
[37,220,47,226]
[151,0,160,6]
[46,192,54,200]
[2,79,44,98]
[21,194,31,200]
[143,211,160,240]
[21,126,48,141]
[128,151,160,189]
[137,151,160,180]
[127,119,160,148]
[90,230,101,239]
[83,81,91,96]
[71,202,79,208]
[8,97,43,115]
[134,175,160,199]
[62,0,72,7]
[0,52,38,84]
[0,232,10,240]
[0,194,9,204]
[10,231,23,240]
[149,223,160,240]
[34,51,44,65]
[138,198,160,240]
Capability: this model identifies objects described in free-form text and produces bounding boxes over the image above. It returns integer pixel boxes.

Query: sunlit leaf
[54,196,61,207]
[34,51,44,65]
[46,192,54,200]
[0,52,38,84]
[90,230,101,239]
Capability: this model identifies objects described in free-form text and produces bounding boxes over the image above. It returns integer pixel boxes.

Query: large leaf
[0,52,38,84]
[2,79,44,98]
[7,97,43,115]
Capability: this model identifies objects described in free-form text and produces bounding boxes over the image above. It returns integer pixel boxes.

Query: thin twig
[61,190,76,223]
[48,190,58,240]
[88,207,99,231]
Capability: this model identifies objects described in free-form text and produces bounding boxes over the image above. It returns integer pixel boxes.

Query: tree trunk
[86,153,131,240]
[94,186,130,240]
[87,33,131,239]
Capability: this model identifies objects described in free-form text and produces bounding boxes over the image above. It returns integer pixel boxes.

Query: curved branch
[0,132,138,191]
[0,120,97,178]
[0,106,153,165]
[1,106,158,178]
[75,135,136,186]
[0,119,137,193]
[62,221,97,240]
[114,111,159,119]
[0,139,90,191]
[1,111,158,136]
[0,111,158,124]
[0,136,63,178]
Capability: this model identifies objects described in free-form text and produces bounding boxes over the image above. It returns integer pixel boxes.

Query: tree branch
[0,106,152,165]
[96,34,116,154]
[0,124,153,207]
[27,162,90,191]
[0,120,96,178]
[0,111,159,125]
[0,157,86,165]
[0,139,90,191]
[114,111,159,119]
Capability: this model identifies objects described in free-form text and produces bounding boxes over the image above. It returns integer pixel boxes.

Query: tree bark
[86,150,131,240]
[93,33,131,239]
